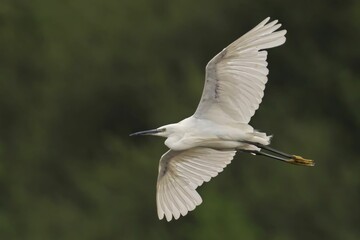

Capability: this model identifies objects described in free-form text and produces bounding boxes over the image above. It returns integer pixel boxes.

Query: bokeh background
[0,0,359,239]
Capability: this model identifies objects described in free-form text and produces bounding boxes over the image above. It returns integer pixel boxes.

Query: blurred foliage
[0,0,359,239]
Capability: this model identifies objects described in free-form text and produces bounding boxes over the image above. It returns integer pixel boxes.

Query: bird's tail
[249,130,272,146]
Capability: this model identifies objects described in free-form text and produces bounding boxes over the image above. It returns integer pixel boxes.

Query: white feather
[156,148,235,221]
[194,17,287,124]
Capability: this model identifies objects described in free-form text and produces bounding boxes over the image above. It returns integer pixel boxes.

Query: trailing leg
[242,141,315,167]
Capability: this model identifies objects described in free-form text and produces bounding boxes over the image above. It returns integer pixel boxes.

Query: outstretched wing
[194,17,287,124]
[156,148,236,221]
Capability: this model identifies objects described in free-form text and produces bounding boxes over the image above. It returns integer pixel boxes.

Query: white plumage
[195,17,286,124]
[157,148,236,221]
[131,17,314,222]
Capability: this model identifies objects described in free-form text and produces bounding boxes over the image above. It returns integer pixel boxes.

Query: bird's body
[161,117,269,151]
[131,17,314,222]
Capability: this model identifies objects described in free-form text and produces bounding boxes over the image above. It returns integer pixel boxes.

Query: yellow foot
[289,155,315,167]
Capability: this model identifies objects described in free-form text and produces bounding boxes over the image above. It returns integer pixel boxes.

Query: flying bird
[130,17,314,221]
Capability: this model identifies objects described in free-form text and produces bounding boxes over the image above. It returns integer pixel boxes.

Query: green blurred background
[0,0,359,239]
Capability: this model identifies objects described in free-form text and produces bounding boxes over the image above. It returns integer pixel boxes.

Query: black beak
[129,129,160,136]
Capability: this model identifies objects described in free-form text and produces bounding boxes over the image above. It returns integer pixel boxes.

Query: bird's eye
[161,128,166,132]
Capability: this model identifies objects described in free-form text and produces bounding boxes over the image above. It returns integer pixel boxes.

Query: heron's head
[130,124,177,138]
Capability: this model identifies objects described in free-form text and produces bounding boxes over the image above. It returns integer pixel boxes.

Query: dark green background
[0,0,359,239]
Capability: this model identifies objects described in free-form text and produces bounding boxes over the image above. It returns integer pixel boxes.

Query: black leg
[241,142,315,167]
[244,141,293,158]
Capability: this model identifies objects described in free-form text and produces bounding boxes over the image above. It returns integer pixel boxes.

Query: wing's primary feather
[156,148,236,221]
[194,17,287,124]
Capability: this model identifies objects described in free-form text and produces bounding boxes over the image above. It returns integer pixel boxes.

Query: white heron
[130,17,314,221]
